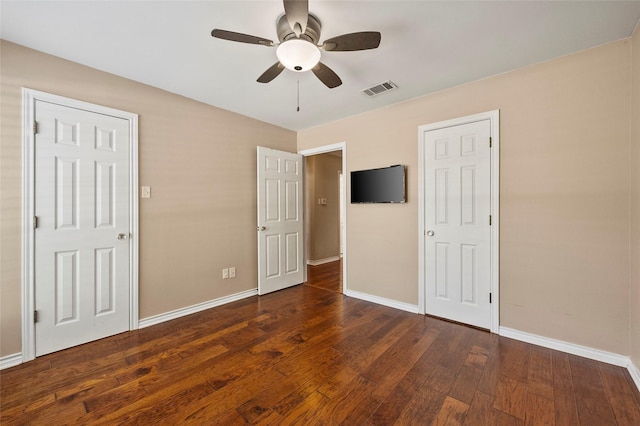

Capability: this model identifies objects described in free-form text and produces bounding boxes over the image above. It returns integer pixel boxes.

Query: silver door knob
[257,226,266,231]
[426,230,435,237]
[117,233,129,240]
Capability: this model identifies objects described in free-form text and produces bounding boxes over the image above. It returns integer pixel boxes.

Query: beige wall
[299,40,633,355]
[0,40,296,357]
[630,24,640,369]
[2,34,638,360]
[304,153,341,262]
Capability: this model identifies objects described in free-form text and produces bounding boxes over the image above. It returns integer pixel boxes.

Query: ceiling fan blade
[211,29,273,46]
[283,0,308,36]
[312,62,342,89]
[257,62,285,83]
[322,32,381,51]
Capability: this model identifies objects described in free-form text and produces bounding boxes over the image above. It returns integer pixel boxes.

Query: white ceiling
[2,1,640,131]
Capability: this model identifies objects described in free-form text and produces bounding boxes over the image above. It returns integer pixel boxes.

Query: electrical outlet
[222,268,229,279]
[229,267,236,278]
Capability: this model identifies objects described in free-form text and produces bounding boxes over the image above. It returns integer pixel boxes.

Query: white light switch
[141,186,151,199]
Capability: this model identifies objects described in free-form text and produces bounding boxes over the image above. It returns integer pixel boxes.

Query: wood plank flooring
[305,260,342,294]
[2,261,640,424]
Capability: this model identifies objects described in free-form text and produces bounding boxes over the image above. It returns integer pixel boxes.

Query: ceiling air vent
[362,80,398,97]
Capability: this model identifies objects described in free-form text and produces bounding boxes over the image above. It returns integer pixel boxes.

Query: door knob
[257,226,266,231]
[426,230,435,237]
[117,233,129,240]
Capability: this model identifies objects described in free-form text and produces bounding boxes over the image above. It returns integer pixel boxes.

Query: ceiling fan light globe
[276,39,321,72]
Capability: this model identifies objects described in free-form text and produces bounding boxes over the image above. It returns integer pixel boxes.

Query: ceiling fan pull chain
[297,80,300,112]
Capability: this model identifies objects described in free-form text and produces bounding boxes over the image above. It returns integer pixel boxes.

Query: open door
[257,146,304,295]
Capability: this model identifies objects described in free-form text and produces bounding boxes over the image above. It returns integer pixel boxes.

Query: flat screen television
[350,165,406,204]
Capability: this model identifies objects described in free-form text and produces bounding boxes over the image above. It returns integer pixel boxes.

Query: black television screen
[350,165,406,203]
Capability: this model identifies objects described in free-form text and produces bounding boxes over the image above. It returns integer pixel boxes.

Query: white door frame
[299,143,347,293]
[418,110,500,333]
[21,88,139,362]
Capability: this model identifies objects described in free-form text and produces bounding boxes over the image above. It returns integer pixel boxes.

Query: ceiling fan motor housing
[277,13,321,44]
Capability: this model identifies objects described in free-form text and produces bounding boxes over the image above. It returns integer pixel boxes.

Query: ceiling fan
[211,0,381,89]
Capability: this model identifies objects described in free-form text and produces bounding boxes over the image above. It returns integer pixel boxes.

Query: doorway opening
[299,143,346,294]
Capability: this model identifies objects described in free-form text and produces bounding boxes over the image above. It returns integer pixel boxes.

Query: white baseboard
[499,327,629,367]
[0,352,23,370]
[629,359,640,392]
[139,289,258,329]
[499,326,640,393]
[344,289,419,314]
[307,256,341,266]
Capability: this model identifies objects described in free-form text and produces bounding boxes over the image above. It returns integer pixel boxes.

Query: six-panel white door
[423,119,492,329]
[34,100,131,356]
[257,147,304,295]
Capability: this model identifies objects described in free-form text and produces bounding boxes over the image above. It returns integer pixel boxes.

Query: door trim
[418,110,500,333]
[299,143,347,293]
[21,88,139,362]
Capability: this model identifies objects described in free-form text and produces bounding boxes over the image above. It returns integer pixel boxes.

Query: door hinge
[33,216,38,229]
[33,121,38,135]
[489,215,492,226]
[489,293,492,304]
[489,137,492,148]
[34,310,39,323]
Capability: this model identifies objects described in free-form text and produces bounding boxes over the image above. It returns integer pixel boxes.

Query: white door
[423,119,492,329]
[34,100,131,356]
[257,146,304,295]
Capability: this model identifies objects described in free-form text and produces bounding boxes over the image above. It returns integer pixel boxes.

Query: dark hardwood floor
[305,259,342,294]
[2,261,640,424]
